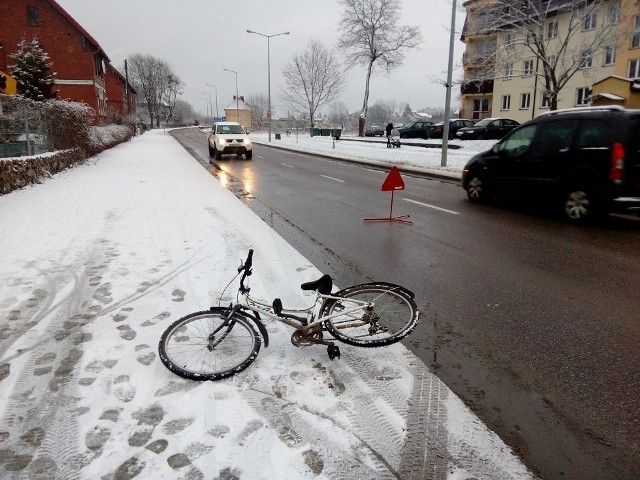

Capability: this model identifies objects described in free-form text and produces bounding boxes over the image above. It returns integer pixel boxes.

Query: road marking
[404,199,460,215]
[281,163,294,168]
[321,175,345,183]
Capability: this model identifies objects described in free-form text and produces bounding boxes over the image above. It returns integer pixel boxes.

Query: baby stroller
[387,127,401,149]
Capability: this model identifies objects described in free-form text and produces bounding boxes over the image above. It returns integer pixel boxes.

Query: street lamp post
[246,29,290,142]
[206,83,219,119]
[441,0,457,167]
[202,91,212,122]
[223,68,240,124]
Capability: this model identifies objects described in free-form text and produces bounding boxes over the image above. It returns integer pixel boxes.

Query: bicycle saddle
[300,274,333,295]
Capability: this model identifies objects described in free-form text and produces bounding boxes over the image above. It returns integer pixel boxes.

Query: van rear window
[573,120,613,148]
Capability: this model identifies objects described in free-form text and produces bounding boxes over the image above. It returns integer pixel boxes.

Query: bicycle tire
[319,283,418,347]
[158,307,261,381]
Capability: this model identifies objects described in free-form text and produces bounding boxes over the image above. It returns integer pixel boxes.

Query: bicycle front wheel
[320,283,418,347]
[158,308,261,381]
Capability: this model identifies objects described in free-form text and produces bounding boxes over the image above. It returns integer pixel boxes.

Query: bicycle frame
[235,288,374,336]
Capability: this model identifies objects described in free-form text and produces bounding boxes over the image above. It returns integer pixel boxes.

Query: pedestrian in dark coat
[386,122,393,146]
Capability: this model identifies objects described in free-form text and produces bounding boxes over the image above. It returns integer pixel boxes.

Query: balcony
[461,79,494,95]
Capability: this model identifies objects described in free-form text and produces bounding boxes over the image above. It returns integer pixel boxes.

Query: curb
[251,140,462,184]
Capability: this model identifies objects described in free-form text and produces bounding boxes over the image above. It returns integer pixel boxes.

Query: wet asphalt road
[171,129,640,480]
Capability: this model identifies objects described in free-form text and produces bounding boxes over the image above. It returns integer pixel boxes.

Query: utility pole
[441,0,457,167]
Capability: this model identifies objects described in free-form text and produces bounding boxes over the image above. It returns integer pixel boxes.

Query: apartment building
[460,0,640,123]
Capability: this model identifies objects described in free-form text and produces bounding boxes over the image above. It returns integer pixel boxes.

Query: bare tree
[246,93,268,128]
[161,73,184,125]
[470,0,623,110]
[337,0,422,135]
[127,54,182,127]
[280,39,344,128]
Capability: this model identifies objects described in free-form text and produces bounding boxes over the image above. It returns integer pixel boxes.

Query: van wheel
[245,151,252,160]
[214,145,222,160]
[208,143,214,157]
[563,187,597,224]
[466,174,488,202]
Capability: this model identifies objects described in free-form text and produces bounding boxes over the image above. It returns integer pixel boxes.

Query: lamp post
[223,68,240,123]
[246,29,290,141]
[202,91,212,122]
[440,0,457,167]
[206,83,219,119]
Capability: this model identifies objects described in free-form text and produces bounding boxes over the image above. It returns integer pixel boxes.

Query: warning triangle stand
[364,166,413,224]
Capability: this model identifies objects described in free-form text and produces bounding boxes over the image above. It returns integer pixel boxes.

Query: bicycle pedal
[327,345,341,360]
[273,298,283,316]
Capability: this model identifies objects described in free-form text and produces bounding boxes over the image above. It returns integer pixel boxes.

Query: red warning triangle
[381,166,405,191]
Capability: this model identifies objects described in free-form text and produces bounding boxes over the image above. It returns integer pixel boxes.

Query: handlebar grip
[245,249,253,271]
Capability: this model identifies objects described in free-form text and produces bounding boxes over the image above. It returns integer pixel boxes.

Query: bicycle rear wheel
[320,283,418,347]
[158,307,261,381]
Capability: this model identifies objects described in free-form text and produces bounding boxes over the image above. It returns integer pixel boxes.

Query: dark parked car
[364,125,384,136]
[398,121,435,139]
[461,106,640,224]
[432,119,476,139]
[455,118,520,140]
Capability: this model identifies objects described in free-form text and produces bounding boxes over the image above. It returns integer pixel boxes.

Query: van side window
[498,124,537,156]
[573,120,613,148]
[529,119,575,156]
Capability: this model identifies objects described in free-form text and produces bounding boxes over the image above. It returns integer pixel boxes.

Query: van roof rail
[536,105,626,117]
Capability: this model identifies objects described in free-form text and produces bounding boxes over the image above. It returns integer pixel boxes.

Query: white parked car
[207,122,252,160]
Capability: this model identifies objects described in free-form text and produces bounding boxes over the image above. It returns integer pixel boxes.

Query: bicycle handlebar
[238,249,253,293]
[239,249,253,273]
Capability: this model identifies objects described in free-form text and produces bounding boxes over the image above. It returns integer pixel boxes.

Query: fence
[0,95,52,158]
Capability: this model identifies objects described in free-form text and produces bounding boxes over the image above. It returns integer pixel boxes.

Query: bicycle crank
[291,329,323,347]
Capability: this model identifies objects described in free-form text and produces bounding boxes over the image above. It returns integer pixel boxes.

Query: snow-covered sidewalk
[0,130,536,479]
[247,129,494,180]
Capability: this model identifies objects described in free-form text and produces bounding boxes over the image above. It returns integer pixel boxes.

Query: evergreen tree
[9,39,56,101]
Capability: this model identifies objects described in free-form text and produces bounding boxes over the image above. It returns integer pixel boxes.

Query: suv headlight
[218,138,227,145]
[243,138,251,145]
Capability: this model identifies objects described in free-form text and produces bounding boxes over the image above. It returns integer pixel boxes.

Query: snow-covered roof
[592,93,626,101]
[224,97,250,110]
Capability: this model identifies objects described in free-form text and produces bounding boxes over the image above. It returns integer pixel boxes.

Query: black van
[461,106,640,224]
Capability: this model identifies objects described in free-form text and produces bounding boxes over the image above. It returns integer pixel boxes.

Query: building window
[520,93,531,109]
[505,32,515,47]
[547,21,558,39]
[541,93,551,109]
[523,59,534,76]
[604,46,616,66]
[633,16,640,49]
[27,6,39,26]
[608,3,621,24]
[579,49,593,69]
[501,95,511,110]
[472,98,490,120]
[505,62,514,78]
[583,12,597,30]
[630,58,640,78]
[576,87,591,106]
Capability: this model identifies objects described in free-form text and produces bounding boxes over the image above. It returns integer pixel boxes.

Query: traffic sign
[381,166,405,191]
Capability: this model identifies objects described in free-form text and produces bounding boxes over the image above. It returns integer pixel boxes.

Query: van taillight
[609,142,625,183]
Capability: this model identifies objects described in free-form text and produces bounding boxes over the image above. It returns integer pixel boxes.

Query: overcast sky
[56,0,465,118]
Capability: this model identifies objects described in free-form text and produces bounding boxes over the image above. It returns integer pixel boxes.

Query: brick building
[0,0,135,123]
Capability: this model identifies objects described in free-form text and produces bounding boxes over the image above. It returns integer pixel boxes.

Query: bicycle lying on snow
[158,250,419,381]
